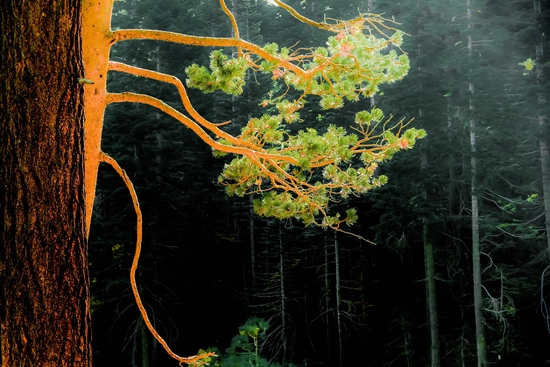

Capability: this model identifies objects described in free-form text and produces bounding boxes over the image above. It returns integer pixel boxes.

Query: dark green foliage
[202,317,301,367]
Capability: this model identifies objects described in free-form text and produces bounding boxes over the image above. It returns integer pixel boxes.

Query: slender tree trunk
[401,314,412,367]
[467,1,487,363]
[141,318,150,367]
[422,150,440,367]
[334,233,343,367]
[448,97,459,216]
[278,227,288,363]
[540,126,550,259]
[539,129,550,256]
[417,6,440,364]
[534,0,550,260]
[470,61,487,367]
[0,1,92,366]
[250,194,256,285]
[324,240,331,361]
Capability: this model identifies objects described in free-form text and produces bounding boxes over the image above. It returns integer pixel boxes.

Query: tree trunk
[324,240,331,361]
[470,57,487,367]
[250,194,256,285]
[422,151,440,367]
[467,1,487,363]
[534,0,550,260]
[141,318,150,367]
[334,233,343,367]
[0,0,91,366]
[540,125,550,259]
[417,8,440,365]
[278,226,288,363]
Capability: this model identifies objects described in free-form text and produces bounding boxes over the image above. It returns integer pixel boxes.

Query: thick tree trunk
[0,0,91,366]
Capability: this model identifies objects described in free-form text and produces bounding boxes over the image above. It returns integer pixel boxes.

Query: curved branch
[99,152,215,365]
[219,0,240,41]
[272,0,329,29]
[112,30,305,75]
[105,92,299,165]
[108,61,259,151]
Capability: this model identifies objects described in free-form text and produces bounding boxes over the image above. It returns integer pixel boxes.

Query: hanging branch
[99,152,216,365]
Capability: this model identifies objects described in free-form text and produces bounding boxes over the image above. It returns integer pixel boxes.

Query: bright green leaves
[355,108,384,125]
[185,50,249,95]
[288,125,357,166]
[201,318,272,367]
[253,191,328,226]
[219,156,261,197]
[238,114,285,146]
[253,25,410,115]
[238,317,269,340]
[217,117,426,232]
[184,15,425,236]
[518,58,535,71]
[309,29,410,106]
[321,208,359,229]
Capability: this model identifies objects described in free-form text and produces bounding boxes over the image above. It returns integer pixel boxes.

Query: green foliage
[201,318,295,367]
[518,57,535,71]
[183,14,425,232]
[186,50,249,95]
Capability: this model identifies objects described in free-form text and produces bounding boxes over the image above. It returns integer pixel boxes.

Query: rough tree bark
[0,0,92,366]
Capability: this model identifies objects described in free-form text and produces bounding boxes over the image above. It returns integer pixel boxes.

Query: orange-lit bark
[0,0,91,366]
[82,0,116,235]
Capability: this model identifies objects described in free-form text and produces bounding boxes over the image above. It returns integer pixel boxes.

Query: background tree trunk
[467,1,487,364]
[422,149,440,367]
[534,0,550,260]
[0,0,91,366]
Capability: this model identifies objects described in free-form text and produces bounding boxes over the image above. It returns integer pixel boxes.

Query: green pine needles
[185,10,426,239]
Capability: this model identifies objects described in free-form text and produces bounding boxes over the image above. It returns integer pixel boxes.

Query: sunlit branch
[271,0,328,29]
[246,155,325,208]
[112,30,306,75]
[99,152,215,365]
[109,61,260,151]
[219,0,242,57]
[106,1,422,249]
[105,92,299,165]
[243,156,374,242]
[272,0,403,38]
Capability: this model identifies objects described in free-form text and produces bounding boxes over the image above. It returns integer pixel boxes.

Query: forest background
[89,0,550,366]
